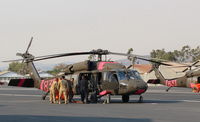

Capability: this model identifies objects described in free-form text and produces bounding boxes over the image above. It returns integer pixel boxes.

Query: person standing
[58,76,69,104]
[49,80,58,104]
[78,75,89,104]
[67,78,74,103]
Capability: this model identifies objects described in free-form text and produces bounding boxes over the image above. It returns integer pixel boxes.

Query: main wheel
[122,95,129,103]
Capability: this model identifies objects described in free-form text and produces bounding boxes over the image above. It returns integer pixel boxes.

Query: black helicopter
[4,37,153,103]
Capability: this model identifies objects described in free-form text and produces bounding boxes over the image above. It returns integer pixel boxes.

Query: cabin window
[107,73,118,83]
[110,74,118,82]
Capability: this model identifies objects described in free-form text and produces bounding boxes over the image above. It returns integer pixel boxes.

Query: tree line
[150,45,200,63]
[8,62,67,76]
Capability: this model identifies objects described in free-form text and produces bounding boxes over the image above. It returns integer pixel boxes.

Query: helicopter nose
[128,80,148,95]
[138,80,148,90]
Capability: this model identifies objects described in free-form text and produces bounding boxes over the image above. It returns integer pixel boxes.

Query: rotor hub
[91,49,109,55]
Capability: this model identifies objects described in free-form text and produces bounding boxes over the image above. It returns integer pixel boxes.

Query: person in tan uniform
[49,79,59,104]
[58,76,69,104]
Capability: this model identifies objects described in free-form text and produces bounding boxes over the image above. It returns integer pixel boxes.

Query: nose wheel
[138,95,143,103]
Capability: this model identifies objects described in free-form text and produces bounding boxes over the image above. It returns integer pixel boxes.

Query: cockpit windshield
[117,71,127,81]
[127,70,142,80]
[117,70,142,81]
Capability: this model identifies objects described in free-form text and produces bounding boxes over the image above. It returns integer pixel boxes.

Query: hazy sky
[0,0,200,68]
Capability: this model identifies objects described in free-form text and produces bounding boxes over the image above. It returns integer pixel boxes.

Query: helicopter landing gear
[122,95,129,103]
[42,91,49,100]
[103,94,111,104]
[166,87,172,92]
[138,95,143,103]
[90,92,98,103]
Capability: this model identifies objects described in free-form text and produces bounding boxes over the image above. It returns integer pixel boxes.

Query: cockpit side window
[107,73,118,83]
[102,72,108,81]
[128,70,142,80]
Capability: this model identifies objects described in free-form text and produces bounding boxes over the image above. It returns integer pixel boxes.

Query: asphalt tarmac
[0,85,200,122]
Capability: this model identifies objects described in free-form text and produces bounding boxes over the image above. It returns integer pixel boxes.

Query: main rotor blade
[137,57,172,66]
[169,65,192,68]
[25,37,33,54]
[168,60,200,71]
[108,52,141,57]
[33,52,96,61]
[109,52,172,66]
[2,59,23,62]
[182,68,189,72]
[2,49,109,63]
[170,60,200,67]
[191,60,200,66]
[127,65,133,69]
[186,66,200,73]
[2,54,63,63]
[3,52,92,62]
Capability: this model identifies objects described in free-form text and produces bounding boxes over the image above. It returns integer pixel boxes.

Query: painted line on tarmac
[149,99,200,103]
[0,100,42,103]
[147,90,194,94]
[0,93,41,97]
[110,97,200,103]
[181,100,200,103]
[0,88,38,91]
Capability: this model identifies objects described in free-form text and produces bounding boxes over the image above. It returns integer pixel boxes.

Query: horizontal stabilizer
[8,79,34,87]
[147,79,161,84]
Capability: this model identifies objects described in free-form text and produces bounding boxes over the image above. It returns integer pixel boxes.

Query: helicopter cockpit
[116,69,142,81]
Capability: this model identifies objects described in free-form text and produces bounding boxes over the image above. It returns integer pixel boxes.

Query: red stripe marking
[99,90,112,96]
[134,89,146,95]
[18,79,25,86]
[165,80,177,87]
[40,79,55,92]
[98,62,117,70]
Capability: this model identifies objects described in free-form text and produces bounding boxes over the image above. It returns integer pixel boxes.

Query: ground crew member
[67,78,74,103]
[42,78,59,100]
[49,79,59,104]
[78,75,89,104]
[193,83,200,93]
[58,76,69,104]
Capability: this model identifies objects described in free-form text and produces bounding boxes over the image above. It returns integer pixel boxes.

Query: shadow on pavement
[0,115,152,122]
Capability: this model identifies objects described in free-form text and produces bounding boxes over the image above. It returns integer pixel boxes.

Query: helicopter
[4,37,149,103]
[147,60,200,92]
